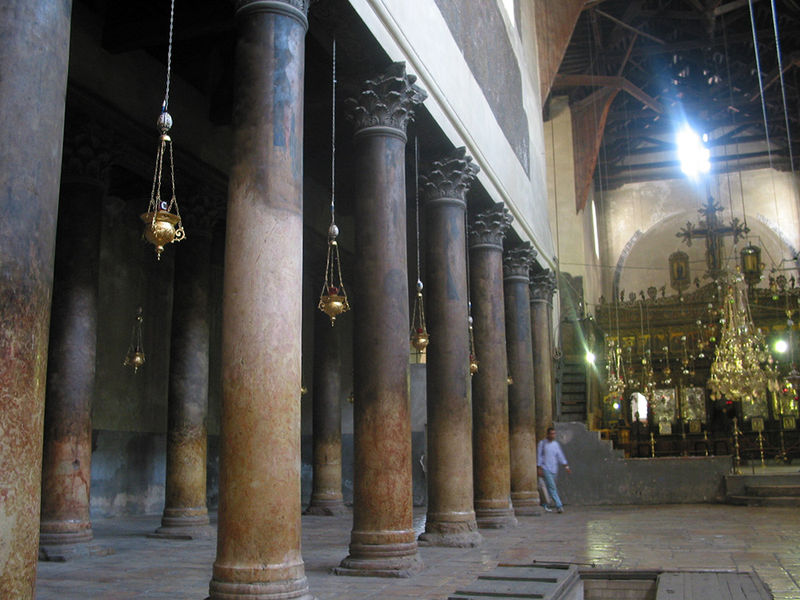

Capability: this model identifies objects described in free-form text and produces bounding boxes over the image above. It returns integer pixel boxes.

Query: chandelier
[708,270,774,413]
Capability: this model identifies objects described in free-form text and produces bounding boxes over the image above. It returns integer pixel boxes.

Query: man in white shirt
[536,426,570,513]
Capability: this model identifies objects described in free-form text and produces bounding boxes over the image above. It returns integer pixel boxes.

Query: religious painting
[688,419,701,434]
[652,388,676,425]
[742,394,768,420]
[680,387,706,423]
[751,417,765,432]
[659,421,672,435]
[783,416,797,431]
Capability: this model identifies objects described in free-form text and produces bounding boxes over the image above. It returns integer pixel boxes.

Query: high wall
[544,97,603,321]
[599,170,800,304]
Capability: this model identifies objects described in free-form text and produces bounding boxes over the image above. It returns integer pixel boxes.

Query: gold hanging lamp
[123,307,146,373]
[468,308,478,375]
[141,0,185,260]
[317,39,350,325]
[410,137,429,352]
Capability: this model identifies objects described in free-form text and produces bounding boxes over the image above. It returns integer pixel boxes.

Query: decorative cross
[676,196,749,279]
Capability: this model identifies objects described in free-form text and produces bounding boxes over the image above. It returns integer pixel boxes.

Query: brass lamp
[740,244,763,287]
[123,307,146,373]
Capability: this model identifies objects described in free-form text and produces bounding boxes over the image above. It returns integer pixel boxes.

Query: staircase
[726,471,800,506]
[559,359,587,422]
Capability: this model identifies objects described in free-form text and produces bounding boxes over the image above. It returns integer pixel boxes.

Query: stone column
[39,121,111,561]
[530,270,557,443]
[334,63,426,577]
[153,207,216,539]
[0,3,71,597]
[418,148,482,547]
[503,243,541,517]
[305,309,346,516]
[469,203,517,529]
[209,1,312,598]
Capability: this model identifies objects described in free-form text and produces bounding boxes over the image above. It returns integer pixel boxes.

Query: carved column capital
[421,147,480,209]
[345,62,427,136]
[234,0,310,26]
[60,117,116,187]
[468,202,512,250]
[503,242,536,282]
[530,269,557,303]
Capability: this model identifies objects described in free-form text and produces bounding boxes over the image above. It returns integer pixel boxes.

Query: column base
[149,524,215,540]
[418,514,483,547]
[149,507,213,539]
[333,540,423,578]
[39,541,114,562]
[511,492,543,516]
[475,505,518,529]
[418,529,482,548]
[208,577,314,600]
[303,498,349,516]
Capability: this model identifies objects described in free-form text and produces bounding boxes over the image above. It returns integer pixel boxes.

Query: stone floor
[36,504,800,599]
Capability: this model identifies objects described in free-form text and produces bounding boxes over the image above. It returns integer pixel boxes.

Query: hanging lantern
[468,312,478,374]
[318,223,350,325]
[668,250,691,293]
[141,0,185,260]
[123,307,146,373]
[410,281,429,352]
[740,244,763,287]
[317,40,349,326]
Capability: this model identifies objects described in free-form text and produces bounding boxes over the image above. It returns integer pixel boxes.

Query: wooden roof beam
[552,74,665,113]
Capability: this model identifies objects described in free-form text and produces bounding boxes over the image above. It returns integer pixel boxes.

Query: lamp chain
[163,0,175,113]
[330,39,337,227]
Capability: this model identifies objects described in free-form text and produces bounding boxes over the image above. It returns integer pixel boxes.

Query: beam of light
[677,126,710,179]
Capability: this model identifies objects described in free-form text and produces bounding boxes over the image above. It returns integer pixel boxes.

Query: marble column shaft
[469,204,518,529]
[157,227,212,536]
[210,1,311,599]
[503,244,540,516]
[530,271,557,443]
[40,128,111,556]
[0,2,72,597]
[306,309,346,515]
[335,63,426,578]
[418,148,482,547]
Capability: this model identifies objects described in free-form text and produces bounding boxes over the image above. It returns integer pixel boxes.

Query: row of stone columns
[0,0,558,596]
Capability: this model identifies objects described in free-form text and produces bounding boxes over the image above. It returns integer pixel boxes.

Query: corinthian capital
[468,203,513,250]
[530,270,557,303]
[235,0,311,19]
[345,62,428,134]
[503,243,536,281]
[420,147,480,207]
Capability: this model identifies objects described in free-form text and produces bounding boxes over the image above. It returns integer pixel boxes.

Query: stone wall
[554,422,731,506]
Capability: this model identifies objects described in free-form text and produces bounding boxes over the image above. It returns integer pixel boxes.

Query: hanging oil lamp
[141,0,185,260]
[317,39,350,325]
[409,137,429,352]
[469,310,479,375]
[411,280,429,351]
[123,307,146,373]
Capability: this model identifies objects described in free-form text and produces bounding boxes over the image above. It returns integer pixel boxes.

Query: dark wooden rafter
[549,0,800,192]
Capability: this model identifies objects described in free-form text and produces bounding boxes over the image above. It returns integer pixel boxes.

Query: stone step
[656,571,772,600]
[727,495,800,507]
[745,483,800,497]
[449,563,581,600]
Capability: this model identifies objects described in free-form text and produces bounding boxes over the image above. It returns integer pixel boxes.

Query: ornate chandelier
[708,270,774,414]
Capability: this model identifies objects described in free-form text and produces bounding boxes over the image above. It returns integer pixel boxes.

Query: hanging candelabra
[141,0,185,260]
[123,307,146,373]
[410,137,429,352]
[317,39,350,325]
[708,270,773,416]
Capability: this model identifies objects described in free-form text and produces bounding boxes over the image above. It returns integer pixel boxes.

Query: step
[449,563,581,600]
[727,495,800,507]
[656,571,771,600]
[745,483,800,497]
